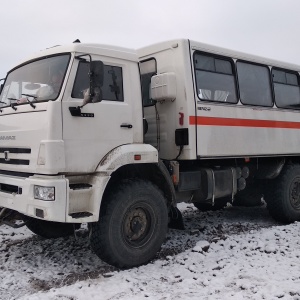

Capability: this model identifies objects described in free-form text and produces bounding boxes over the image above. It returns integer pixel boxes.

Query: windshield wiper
[21,94,36,109]
[21,93,37,100]
[6,95,36,110]
[6,98,18,110]
[0,101,5,112]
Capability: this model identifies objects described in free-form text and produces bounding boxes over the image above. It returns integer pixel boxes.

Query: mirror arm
[75,54,95,98]
[75,54,92,62]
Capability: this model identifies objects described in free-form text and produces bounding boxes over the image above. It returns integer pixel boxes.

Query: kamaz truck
[0,39,300,268]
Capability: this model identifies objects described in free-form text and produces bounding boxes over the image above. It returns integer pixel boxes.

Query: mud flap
[168,206,184,230]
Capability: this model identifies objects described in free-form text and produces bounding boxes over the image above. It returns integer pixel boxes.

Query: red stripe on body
[189,116,300,129]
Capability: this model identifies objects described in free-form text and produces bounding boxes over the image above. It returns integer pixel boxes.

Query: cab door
[62,57,134,173]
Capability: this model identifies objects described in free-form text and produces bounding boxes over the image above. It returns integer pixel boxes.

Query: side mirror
[0,78,5,95]
[89,61,104,103]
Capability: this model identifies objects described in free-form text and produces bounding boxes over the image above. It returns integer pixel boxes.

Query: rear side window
[272,69,300,109]
[72,61,124,101]
[194,53,237,103]
[237,61,273,107]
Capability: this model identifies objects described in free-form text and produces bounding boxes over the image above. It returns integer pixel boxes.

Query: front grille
[0,183,22,194]
[0,147,31,166]
[0,148,31,154]
[0,169,33,178]
[0,159,29,165]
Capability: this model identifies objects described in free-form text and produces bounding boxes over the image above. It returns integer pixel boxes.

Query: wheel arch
[104,161,176,207]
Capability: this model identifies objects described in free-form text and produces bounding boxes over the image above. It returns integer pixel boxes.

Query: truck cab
[0,43,149,221]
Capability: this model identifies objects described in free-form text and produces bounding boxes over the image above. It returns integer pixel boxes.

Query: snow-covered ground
[1,203,300,300]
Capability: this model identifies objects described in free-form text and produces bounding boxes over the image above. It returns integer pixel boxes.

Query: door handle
[120,124,133,129]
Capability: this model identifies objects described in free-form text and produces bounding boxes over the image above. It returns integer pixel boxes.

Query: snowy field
[1,203,300,300]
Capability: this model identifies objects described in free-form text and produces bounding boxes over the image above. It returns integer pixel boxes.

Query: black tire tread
[266,164,300,223]
[90,179,168,269]
[23,216,74,238]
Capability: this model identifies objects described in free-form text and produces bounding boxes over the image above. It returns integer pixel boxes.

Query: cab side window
[72,61,124,101]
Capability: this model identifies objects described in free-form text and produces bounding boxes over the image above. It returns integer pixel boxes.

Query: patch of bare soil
[30,266,117,292]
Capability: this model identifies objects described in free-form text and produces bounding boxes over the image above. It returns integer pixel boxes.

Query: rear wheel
[266,164,300,223]
[90,179,168,269]
[23,216,75,238]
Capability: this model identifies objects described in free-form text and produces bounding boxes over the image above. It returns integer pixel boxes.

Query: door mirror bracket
[89,61,104,103]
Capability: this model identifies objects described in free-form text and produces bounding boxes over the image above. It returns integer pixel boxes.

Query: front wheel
[22,216,75,238]
[266,164,300,223]
[90,179,168,269]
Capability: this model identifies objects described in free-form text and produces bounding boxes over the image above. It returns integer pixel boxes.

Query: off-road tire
[90,179,168,269]
[193,197,229,212]
[266,164,300,223]
[23,216,75,238]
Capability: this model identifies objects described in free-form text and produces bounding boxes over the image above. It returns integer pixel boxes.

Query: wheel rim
[290,177,300,210]
[122,203,155,248]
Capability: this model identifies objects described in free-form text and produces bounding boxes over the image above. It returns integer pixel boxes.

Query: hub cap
[123,206,152,247]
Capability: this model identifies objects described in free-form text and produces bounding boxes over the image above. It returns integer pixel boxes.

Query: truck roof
[138,38,300,72]
[13,43,138,70]
[12,39,300,74]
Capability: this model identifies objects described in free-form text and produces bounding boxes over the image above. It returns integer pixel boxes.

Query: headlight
[34,185,55,201]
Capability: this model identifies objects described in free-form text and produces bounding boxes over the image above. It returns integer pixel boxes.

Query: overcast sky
[1,0,300,76]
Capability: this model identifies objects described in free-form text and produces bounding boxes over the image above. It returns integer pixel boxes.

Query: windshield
[0,54,70,107]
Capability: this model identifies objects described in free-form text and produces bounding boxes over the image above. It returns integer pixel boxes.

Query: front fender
[96,144,158,174]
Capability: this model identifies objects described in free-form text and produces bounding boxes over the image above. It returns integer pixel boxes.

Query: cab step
[69,183,92,190]
[69,212,93,219]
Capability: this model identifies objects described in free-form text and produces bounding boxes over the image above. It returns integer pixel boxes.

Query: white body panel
[62,52,142,173]
[190,40,300,158]
[139,40,197,160]
[0,101,64,174]
[195,103,300,157]
[139,39,300,160]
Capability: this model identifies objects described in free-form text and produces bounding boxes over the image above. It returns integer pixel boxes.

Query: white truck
[0,39,300,268]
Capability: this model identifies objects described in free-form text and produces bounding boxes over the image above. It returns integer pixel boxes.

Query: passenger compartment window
[194,53,237,103]
[272,69,300,109]
[237,61,273,107]
[72,61,124,102]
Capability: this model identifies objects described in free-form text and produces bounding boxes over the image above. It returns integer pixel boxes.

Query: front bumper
[0,173,68,222]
